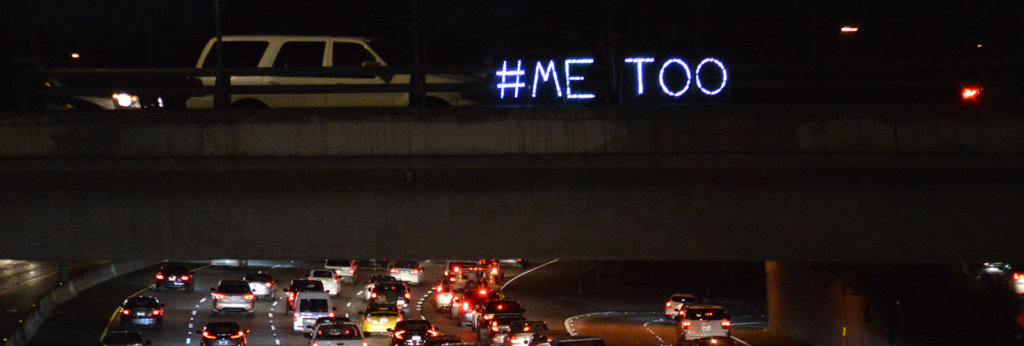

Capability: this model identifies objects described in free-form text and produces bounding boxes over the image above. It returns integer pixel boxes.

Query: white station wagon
[186,35,480,108]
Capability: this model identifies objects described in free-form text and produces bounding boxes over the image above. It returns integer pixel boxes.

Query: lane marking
[276,340,281,345]
[98,283,154,341]
[199,298,207,303]
[186,337,191,344]
[642,321,670,346]
[271,325,276,331]
[732,336,753,346]
[346,302,351,307]
[192,310,197,315]
[563,311,610,336]
[502,259,558,290]
[188,323,193,329]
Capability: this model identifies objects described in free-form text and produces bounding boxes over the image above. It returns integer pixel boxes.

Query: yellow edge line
[98,264,211,342]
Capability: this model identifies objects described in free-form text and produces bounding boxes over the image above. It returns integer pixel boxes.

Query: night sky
[1,0,1019,69]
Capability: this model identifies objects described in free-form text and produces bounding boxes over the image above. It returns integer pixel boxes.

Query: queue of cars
[663,294,735,345]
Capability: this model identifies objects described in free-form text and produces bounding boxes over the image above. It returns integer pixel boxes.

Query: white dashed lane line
[642,321,670,346]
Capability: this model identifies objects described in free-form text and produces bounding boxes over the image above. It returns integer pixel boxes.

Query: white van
[292,291,335,334]
[186,35,480,109]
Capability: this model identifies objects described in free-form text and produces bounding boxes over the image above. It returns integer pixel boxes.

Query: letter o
[696,58,728,96]
[659,58,691,97]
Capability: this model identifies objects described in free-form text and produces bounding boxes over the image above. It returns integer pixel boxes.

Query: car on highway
[388,319,441,346]
[312,316,354,333]
[118,296,164,330]
[479,314,527,345]
[432,278,455,312]
[210,259,248,269]
[186,36,481,109]
[1014,271,1024,295]
[99,331,151,346]
[153,264,193,292]
[309,269,342,297]
[474,299,525,332]
[285,279,325,311]
[389,260,423,286]
[443,261,479,279]
[676,305,731,342]
[370,281,412,312]
[424,335,465,346]
[497,258,529,269]
[502,320,551,346]
[358,259,390,273]
[684,336,739,345]
[451,287,501,326]
[197,321,249,346]
[665,293,697,320]
[1,56,148,111]
[293,291,336,334]
[361,302,403,336]
[210,280,256,317]
[310,321,366,346]
[364,274,400,301]
[325,259,357,284]
[243,271,276,301]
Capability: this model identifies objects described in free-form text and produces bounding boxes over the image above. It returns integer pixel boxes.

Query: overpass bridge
[2,102,1023,345]
[1,103,1021,262]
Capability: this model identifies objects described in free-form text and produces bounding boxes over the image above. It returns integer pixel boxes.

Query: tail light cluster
[212,293,227,300]
[462,302,470,312]
[394,330,406,339]
[202,331,216,339]
[243,294,255,301]
[491,321,500,332]
[681,321,691,330]
[155,273,164,280]
[152,309,163,316]
[427,329,439,337]
[412,269,420,274]
[181,275,190,281]
[288,292,297,302]
[405,292,411,300]
[264,282,273,287]
[665,301,672,308]
[1014,272,1024,280]
[121,309,130,316]
[371,292,378,299]
[230,330,245,339]
[721,320,731,329]
[390,268,399,274]
[483,313,495,320]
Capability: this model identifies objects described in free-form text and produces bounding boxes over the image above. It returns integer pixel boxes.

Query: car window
[206,322,241,334]
[325,259,352,267]
[683,308,728,320]
[202,41,268,68]
[312,270,333,278]
[299,298,329,312]
[394,261,419,269]
[396,320,433,333]
[124,298,159,308]
[218,282,252,293]
[333,42,377,67]
[273,41,325,68]
[315,324,361,339]
[671,296,694,303]
[245,273,272,281]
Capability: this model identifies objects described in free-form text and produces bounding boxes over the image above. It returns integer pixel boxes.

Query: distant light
[70,53,80,59]
[961,86,981,101]
[840,26,859,34]
[977,44,983,48]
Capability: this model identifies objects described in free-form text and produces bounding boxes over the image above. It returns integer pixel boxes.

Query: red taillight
[436,285,442,293]
[428,329,439,337]
[230,331,244,339]
[155,273,164,280]
[212,293,226,300]
[312,342,319,346]
[288,292,296,301]
[397,315,403,322]
[1014,273,1024,280]
[328,311,335,318]
[366,316,372,322]
[350,268,356,274]
[394,330,406,339]
[333,278,339,283]
[483,313,494,320]
[478,289,487,296]
[405,292,411,299]
[454,266,461,273]
[121,309,130,316]
[362,341,368,346]
[665,301,672,308]
[681,321,692,330]
[371,292,378,299]
[962,86,981,101]
[449,277,456,282]
[524,325,531,332]
[265,282,272,287]
[390,268,399,273]
[181,275,190,281]
[491,321,499,332]
[412,269,420,274]
[461,302,470,312]
[491,268,498,275]
[294,312,300,320]
[243,294,255,300]
[202,331,216,339]
[721,320,731,329]
[152,309,162,316]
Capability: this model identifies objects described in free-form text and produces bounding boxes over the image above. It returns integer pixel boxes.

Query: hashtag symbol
[496,59,526,99]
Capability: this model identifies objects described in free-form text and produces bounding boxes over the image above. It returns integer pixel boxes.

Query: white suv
[664,293,697,320]
[308,269,341,298]
[676,305,731,342]
[186,35,480,108]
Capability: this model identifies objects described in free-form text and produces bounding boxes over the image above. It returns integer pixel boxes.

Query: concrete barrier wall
[0,103,1020,158]
[3,261,153,346]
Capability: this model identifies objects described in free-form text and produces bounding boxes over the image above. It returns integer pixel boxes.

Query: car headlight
[112,93,141,109]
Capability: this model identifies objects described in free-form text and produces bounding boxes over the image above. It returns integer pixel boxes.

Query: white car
[324,259,356,284]
[676,305,731,342]
[186,35,480,109]
[664,293,697,320]
[388,260,422,286]
[309,269,341,297]
[292,291,335,334]
[210,259,247,269]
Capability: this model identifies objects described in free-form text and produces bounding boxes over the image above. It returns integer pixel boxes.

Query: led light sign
[496,56,727,101]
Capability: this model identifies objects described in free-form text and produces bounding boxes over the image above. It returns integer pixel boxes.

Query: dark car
[99,331,151,346]
[371,282,412,312]
[357,259,390,271]
[118,296,164,330]
[154,264,194,292]
[685,337,739,346]
[310,322,365,346]
[452,288,501,327]
[284,279,325,311]
[197,321,249,346]
[389,319,440,346]
[478,314,526,345]
[474,299,525,331]
[424,335,467,346]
